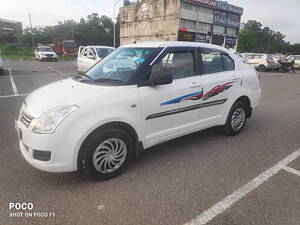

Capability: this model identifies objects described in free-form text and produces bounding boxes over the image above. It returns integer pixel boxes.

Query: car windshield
[96,48,114,59]
[86,47,154,83]
[39,47,53,52]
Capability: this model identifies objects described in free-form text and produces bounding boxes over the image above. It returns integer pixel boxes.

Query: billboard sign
[184,0,217,8]
[178,31,195,42]
[214,11,227,26]
[195,33,207,42]
[215,1,243,15]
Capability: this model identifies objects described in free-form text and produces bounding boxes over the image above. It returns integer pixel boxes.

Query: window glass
[81,48,88,57]
[222,55,235,71]
[89,48,96,57]
[87,48,154,83]
[202,51,223,74]
[96,48,114,59]
[155,51,194,80]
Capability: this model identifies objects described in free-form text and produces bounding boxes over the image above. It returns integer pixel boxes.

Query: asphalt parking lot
[0,60,299,225]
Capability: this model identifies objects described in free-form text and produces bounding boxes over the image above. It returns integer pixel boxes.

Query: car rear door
[199,48,239,123]
[138,46,203,147]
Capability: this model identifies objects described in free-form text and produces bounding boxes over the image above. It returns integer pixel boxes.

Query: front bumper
[15,120,84,173]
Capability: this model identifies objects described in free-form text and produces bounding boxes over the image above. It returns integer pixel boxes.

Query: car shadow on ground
[35,126,226,185]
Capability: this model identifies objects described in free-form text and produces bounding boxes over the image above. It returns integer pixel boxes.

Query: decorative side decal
[203,82,235,100]
[160,82,236,106]
[160,90,203,106]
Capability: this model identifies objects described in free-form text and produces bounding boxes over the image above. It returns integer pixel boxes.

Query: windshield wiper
[95,78,126,83]
[81,73,94,80]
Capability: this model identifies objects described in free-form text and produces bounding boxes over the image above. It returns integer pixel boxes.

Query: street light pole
[28,12,35,48]
[114,0,122,48]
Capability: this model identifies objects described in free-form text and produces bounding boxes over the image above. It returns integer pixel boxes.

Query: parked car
[246,54,279,72]
[0,51,4,75]
[15,42,261,180]
[35,46,58,61]
[77,46,115,73]
[292,55,300,69]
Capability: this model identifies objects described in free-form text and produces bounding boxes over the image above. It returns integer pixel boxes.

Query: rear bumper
[251,89,261,108]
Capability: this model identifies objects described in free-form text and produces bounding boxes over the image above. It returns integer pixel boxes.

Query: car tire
[80,128,134,180]
[257,65,267,72]
[223,101,248,136]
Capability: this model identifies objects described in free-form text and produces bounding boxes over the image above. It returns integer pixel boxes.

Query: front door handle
[190,85,202,89]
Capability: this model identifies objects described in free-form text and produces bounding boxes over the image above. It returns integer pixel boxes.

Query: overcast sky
[0,0,299,43]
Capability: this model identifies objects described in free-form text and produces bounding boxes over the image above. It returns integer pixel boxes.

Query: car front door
[77,47,90,72]
[87,48,98,69]
[199,48,239,123]
[138,47,203,147]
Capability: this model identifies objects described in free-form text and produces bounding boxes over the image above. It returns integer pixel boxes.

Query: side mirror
[148,64,173,86]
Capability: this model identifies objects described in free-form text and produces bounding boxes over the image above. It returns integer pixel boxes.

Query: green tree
[237,29,258,52]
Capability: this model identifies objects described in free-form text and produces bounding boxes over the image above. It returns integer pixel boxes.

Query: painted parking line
[0,93,28,98]
[280,165,300,176]
[47,66,68,78]
[184,148,300,225]
[8,68,19,95]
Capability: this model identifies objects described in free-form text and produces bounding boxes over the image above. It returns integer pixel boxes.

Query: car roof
[87,46,115,49]
[122,41,229,51]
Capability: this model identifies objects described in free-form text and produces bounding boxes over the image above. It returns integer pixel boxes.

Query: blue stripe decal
[160,90,203,106]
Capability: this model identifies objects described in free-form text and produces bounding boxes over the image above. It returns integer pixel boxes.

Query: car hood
[40,51,56,55]
[24,78,116,116]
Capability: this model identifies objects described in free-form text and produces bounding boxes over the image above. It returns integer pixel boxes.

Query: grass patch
[58,55,77,61]
[0,43,77,60]
[0,43,34,60]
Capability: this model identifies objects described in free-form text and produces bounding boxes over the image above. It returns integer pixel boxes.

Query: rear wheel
[257,65,267,72]
[80,128,134,180]
[223,101,248,136]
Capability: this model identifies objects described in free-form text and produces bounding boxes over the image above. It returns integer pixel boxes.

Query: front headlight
[32,105,79,134]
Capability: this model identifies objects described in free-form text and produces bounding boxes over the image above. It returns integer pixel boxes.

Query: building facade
[119,0,243,48]
[0,18,23,36]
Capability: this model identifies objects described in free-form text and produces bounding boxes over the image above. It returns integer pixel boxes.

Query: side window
[89,48,96,57]
[154,51,194,80]
[222,55,235,71]
[81,48,89,57]
[201,50,223,74]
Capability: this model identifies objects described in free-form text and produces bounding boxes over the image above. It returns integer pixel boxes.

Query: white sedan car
[35,46,58,61]
[77,46,115,73]
[16,42,261,180]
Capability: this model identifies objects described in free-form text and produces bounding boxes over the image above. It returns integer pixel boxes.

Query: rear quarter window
[201,49,235,74]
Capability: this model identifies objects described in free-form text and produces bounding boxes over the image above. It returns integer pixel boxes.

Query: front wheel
[223,102,248,136]
[80,128,134,180]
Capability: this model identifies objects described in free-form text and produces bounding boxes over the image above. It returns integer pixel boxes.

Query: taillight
[256,71,261,80]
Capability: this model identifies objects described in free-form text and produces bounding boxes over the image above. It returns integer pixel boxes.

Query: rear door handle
[232,76,240,81]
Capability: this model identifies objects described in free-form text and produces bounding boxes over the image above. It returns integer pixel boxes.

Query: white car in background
[246,54,279,72]
[293,55,300,69]
[35,46,58,61]
[77,46,115,73]
[16,42,261,180]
